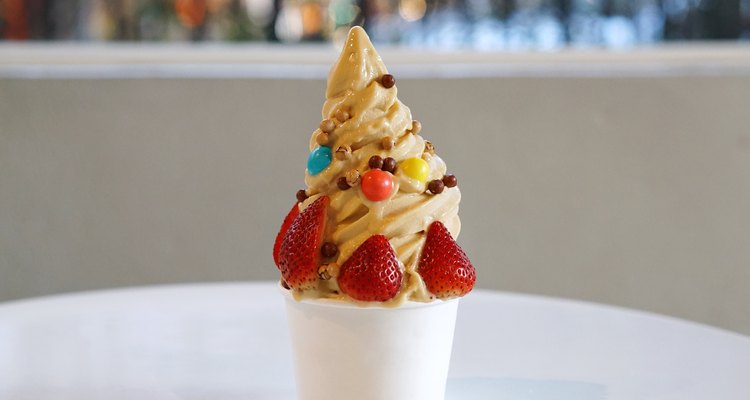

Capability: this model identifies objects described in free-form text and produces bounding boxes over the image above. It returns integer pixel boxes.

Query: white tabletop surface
[0,282,748,400]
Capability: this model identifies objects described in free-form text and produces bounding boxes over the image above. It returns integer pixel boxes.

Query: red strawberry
[418,221,476,299]
[273,202,300,269]
[338,235,403,302]
[278,196,329,290]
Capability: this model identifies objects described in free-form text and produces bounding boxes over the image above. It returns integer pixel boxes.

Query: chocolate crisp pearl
[321,242,339,258]
[410,120,422,135]
[315,132,329,146]
[335,109,350,122]
[335,145,351,161]
[296,189,308,202]
[368,155,384,170]
[337,176,351,190]
[319,119,335,133]
[382,157,397,173]
[442,174,457,188]
[424,140,435,154]
[317,265,331,280]
[345,169,361,186]
[381,136,395,150]
[381,74,395,88]
[428,179,445,194]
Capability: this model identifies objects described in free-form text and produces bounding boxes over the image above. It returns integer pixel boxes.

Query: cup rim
[278,281,459,310]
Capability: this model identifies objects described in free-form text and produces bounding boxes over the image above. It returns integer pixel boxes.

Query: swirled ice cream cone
[274,26,475,305]
[273,26,478,400]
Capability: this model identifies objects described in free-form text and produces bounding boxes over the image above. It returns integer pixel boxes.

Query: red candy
[361,169,393,201]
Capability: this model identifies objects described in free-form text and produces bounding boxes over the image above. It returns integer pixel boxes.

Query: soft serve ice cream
[273,26,475,305]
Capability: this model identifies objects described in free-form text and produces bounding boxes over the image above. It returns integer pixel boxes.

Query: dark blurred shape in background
[0,0,749,48]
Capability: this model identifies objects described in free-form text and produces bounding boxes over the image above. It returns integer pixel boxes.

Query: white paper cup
[281,286,459,400]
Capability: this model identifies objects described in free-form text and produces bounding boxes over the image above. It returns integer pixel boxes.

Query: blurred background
[1,1,750,336]
[1,0,750,48]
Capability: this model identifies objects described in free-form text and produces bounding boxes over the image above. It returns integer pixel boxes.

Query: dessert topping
[345,169,361,186]
[335,145,352,161]
[400,157,430,183]
[410,120,422,135]
[338,235,403,302]
[335,109,350,122]
[361,170,393,201]
[382,157,397,174]
[321,242,339,258]
[278,196,330,290]
[318,264,333,280]
[380,74,395,88]
[296,189,308,203]
[319,119,335,133]
[368,155,384,170]
[307,146,332,175]
[381,136,395,150]
[315,131,329,146]
[417,221,475,299]
[427,179,445,194]
[337,176,351,190]
[424,140,435,154]
[442,174,458,188]
[273,202,300,268]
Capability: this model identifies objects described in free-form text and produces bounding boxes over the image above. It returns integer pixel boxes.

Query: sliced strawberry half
[418,221,476,299]
[273,202,301,269]
[278,196,329,290]
[338,235,403,302]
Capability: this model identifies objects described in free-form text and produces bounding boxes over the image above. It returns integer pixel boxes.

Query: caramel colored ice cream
[275,27,473,305]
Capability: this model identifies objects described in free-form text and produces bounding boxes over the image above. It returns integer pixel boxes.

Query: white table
[1,282,748,400]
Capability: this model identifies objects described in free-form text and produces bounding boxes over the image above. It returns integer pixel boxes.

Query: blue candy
[307,146,332,175]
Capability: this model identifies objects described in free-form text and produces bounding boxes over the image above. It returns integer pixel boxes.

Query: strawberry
[338,235,403,302]
[418,221,476,299]
[273,202,300,269]
[278,196,329,290]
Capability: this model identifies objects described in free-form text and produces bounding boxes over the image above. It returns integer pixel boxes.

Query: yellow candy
[400,157,430,183]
